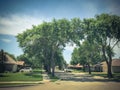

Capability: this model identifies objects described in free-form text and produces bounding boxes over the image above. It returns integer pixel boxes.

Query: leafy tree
[71,40,101,74]
[70,18,84,46]
[82,14,120,77]
[17,18,71,76]
[17,54,32,66]
[17,14,120,78]
[71,48,79,65]
[94,14,120,78]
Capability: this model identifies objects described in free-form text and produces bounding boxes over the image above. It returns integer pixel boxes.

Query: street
[1,72,120,90]
[1,81,120,90]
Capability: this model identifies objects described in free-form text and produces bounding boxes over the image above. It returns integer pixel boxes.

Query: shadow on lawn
[24,71,42,78]
[55,72,120,82]
[0,74,9,77]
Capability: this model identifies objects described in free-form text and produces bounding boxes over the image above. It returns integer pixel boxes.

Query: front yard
[91,72,120,81]
[0,69,43,81]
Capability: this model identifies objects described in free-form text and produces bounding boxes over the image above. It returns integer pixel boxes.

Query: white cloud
[0,14,50,35]
[1,38,11,43]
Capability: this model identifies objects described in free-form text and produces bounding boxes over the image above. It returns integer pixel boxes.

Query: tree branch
[111,40,120,50]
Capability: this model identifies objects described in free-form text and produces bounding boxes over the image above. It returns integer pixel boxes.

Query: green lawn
[91,72,107,77]
[0,69,43,81]
[48,74,59,82]
[91,72,120,81]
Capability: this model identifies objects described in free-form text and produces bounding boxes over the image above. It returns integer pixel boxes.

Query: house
[94,59,120,73]
[0,50,25,73]
[3,54,18,72]
[112,59,120,73]
[68,64,83,70]
[16,61,25,71]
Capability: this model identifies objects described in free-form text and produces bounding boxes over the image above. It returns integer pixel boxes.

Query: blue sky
[0,0,120,63]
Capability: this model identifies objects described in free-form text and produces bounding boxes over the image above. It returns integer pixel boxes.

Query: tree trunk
[48,65,51,74]
[88,63,91,74]
[51,49,55,77]
[107,62,113,78]
[107,46,113,78]
[82,64,85,72]
[102,45,113,78]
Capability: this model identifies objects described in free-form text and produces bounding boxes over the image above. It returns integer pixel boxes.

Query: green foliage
[71,40,102,66]
[17,18,72,76]
[94,14,120,78]
[17,13,120,77]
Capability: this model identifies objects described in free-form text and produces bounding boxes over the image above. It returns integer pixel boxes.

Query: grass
[91,72,107,77]
[72,69,85,73]
[91,72,120,81]
[0,69,43,82]
[48,74,59,82]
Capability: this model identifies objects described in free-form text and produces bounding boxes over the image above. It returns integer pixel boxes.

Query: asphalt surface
[1,81,120,90]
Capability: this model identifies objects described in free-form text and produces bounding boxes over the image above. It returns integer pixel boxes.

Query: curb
[0,84,37,88]
[0,81,45,88]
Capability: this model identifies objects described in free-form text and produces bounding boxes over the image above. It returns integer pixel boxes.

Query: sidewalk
[42,72,50,82]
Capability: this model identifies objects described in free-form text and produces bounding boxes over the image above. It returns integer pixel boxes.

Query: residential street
[1,72,120,90]
[1,81,120,90]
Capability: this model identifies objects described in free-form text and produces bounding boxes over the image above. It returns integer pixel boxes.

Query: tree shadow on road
[55,72,120,82]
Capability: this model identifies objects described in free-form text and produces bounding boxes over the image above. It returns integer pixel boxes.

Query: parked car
[20,67,32,72]
[64,69,73,72]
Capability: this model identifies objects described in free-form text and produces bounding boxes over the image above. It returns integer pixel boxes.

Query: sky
[0,0,120,63]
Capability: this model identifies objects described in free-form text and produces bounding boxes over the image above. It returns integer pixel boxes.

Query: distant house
[68,64,83,70]
[16,61,25,71]
[111,59,120,73]
[94,59,120,73]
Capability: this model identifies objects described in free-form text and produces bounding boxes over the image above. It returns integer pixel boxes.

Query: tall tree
[17,18,71,77]
[94,14,120,78]
[71,40,101,74]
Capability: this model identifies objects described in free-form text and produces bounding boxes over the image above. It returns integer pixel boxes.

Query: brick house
[94,59,120,73]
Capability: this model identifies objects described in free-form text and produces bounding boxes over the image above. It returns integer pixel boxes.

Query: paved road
[1,81,120,90]
[55,71,106,81]
[1,72,120,90]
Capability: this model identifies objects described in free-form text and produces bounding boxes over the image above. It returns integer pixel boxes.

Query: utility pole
[0,49,5,73]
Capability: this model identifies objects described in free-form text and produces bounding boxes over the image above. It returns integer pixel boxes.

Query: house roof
[4,54,17,64]
[68,63,83,68]
[100,59,120,66]
[112,59,120,66]
[16,61,24,65]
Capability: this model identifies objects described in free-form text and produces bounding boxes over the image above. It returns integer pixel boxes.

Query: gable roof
[4,54,17,64]
[16,61,24,65]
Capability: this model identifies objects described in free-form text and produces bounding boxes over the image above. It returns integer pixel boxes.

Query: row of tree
[70,40,102,74]
[17,13,120,78]
[71,14,120,78]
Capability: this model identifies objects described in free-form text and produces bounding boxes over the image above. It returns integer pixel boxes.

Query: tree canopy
[17,13,120,77]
